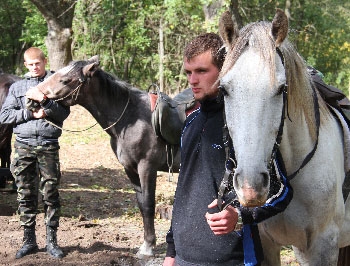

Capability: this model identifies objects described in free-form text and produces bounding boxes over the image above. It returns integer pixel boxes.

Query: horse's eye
[276,84,286,95]
[218,85,228,96]
[60,78,71,85]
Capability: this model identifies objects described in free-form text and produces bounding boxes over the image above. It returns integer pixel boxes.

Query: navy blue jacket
[166,97,293,265]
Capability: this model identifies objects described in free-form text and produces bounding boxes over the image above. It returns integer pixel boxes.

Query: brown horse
[33,57,181,257]
[0,73,20,188]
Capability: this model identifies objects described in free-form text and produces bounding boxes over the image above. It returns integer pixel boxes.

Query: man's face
[24,56,47,78]
[184,50,220,101]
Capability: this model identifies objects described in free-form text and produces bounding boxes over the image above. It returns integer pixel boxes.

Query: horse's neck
[80,79,134,132]
[280,111,318,174]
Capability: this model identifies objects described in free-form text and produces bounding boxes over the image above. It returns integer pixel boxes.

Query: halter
[53,77,85,102]
[268,47,288,174]
[217,47,320,210]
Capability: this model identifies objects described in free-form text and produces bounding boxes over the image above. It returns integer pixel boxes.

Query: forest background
[0,0,349,95]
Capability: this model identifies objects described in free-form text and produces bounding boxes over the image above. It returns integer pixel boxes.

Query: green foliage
[0,0,26,73]
[72,0,207,92]
[20,0,47,50]
[2,0,349,94]
[287,0,350,94]
[231,0,349,93]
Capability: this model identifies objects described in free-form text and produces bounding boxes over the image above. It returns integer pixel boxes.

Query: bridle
[217,47,320,210]
[45,70,130,133]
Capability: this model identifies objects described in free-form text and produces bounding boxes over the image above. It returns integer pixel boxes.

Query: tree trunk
[158,20,164,93]
[229,0,243,29]
[203,0,224,24]
[45,26,73,71]
[29,0,76,71]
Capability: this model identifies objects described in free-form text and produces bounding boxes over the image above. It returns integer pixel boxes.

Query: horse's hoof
[136,251,154,260]
[136,242,154,259]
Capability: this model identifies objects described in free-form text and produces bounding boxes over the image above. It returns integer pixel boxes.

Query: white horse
[218,9,350,265]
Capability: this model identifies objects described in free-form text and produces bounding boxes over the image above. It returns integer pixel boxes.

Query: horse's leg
[339,194,350,247]
[259,229,282,266]
[125,167,157,258]
[293,227,339,266]
[0,149,4,168]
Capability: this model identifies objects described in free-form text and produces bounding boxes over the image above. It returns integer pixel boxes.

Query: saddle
[149,85,199,146]
[308,66,350,125]
[309,67,350,200]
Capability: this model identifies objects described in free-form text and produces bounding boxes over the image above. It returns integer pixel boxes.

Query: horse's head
[0,73,21,106]
[218,9,288,207]
[35,56,100,106]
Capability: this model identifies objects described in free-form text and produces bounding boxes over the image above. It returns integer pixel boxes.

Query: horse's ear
[271,8,289,47]
[82,62,99,78]
[88,55,100,65]
[219,11,239,49]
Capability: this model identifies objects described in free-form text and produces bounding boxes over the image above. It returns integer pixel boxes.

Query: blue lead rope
[243,224,256,265]
[242,158,290,266]
[243,224,262,266]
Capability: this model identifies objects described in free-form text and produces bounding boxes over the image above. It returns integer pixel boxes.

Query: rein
[217,47,320,210]
[275,47,321,180]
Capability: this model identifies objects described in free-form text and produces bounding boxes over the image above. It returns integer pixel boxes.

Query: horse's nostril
[233,172,241,189]
[262,172,269,188]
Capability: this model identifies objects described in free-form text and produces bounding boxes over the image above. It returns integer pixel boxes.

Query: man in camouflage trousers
[0,47,70,259]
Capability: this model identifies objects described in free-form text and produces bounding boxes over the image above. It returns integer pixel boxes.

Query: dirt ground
[0,106,297,266]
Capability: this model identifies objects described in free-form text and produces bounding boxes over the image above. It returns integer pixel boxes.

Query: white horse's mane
[220,21,330,141]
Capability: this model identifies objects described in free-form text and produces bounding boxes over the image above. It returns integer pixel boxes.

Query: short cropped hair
[184,33,226,70]
[24,47,46,61]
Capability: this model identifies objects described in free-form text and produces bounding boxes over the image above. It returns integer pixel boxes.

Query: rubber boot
[46,226,64,258]
[15,226,38,259]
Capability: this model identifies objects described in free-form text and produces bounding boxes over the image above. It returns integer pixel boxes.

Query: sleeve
[165,225,176,258]
[239,164,293,225]
[0,84,33,125]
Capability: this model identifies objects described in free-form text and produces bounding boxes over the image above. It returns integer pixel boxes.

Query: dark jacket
[0,71,70,146]
[166,96,293,265]
[169,97,244,265]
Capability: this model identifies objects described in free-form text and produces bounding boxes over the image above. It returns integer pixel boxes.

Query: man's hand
[32,108,46,119]
[26,87,45,102]
[205,199,239,235]
[163,256,175,266]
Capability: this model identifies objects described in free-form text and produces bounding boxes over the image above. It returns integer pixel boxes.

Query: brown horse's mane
[220,21,329,140]
[68,60,137,100]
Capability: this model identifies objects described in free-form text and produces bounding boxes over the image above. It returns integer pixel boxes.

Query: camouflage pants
[11,141,61,228]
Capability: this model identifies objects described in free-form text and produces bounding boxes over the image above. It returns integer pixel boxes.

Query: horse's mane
[68,60,138,100]
[220,21,328,140]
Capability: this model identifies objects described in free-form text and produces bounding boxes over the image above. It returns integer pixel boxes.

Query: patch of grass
[281,245,298,265]
[116,188,135,194]
[89,184,110,191]
[60,128,109,146]
[156,192,174,205]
